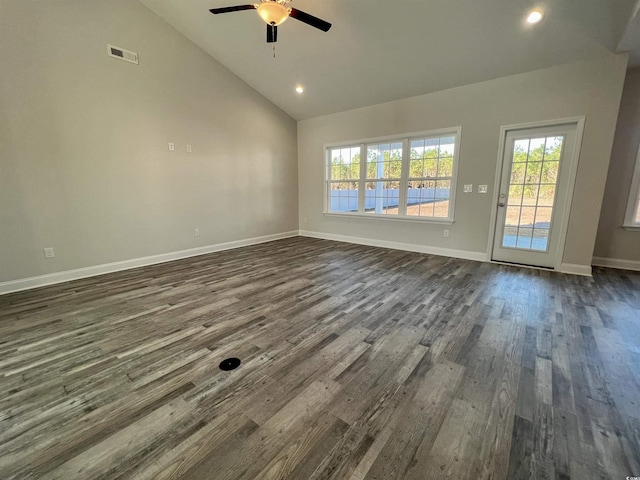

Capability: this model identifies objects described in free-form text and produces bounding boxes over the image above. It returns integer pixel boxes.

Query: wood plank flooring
[1,237,639,479]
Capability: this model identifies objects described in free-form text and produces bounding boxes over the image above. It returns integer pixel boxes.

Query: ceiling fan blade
[209,5,256,14]
[289,8,331,32]
[267,24,278,43]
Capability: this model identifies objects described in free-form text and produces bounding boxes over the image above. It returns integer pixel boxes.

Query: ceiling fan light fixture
[257,2,290,26]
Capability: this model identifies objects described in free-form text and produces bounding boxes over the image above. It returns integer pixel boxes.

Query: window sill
[323,212,454,225]
[622,224,640,231]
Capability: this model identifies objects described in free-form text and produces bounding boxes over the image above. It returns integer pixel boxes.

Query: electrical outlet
[168,142,175,151]
[186,144,192,153]
[478,185,488,194]
[43,247,55,258]
[443,229,450,238]
[463,184,473,193]
[194,228,200,237]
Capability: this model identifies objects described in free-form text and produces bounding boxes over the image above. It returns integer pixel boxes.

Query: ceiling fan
[210,0,332,44]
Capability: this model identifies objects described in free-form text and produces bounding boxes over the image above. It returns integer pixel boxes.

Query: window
[326,129,460,221]
[407,136,455,218]
[624,146,640,228]
[365,142,402,215]
[327,145,360,214]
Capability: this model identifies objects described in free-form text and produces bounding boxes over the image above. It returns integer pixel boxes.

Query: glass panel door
[492,123,578,269]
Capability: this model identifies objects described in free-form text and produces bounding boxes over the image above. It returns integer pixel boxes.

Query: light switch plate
[478,185,488,194]
[463,184,473,193]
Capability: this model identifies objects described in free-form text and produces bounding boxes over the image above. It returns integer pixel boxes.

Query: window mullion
[358,144,366,214]
[398,138,409,216]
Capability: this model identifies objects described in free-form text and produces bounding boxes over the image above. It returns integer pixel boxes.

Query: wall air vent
[107,44,139,65]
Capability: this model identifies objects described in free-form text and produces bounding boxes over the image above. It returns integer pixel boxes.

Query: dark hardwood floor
[1,237,639,479]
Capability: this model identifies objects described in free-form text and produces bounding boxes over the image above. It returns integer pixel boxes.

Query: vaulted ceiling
[140,0,639,120]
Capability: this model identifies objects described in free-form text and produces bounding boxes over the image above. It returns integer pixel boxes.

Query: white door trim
[485,116,586,270]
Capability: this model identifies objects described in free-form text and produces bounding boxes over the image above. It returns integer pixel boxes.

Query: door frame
[485,116,586,270]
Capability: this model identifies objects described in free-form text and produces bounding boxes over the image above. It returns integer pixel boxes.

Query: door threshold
[490,260,555,271]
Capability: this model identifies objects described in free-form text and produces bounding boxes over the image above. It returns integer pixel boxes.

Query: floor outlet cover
[219,358,241,371]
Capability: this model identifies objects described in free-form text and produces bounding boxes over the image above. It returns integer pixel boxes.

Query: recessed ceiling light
[526,9,543,24]
[295,86,304,94]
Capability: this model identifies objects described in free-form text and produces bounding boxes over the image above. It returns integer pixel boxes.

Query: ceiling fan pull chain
[273,44,276,58]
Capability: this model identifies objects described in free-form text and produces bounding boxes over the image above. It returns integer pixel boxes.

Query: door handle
[498,202,505,207]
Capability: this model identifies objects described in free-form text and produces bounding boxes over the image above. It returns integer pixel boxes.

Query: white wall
[0,0,298,284]
[594,67,640,265]
[298,52,628,270]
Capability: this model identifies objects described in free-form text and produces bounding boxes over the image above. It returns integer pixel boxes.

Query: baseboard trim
[298,229,487,262]
[558,263,593,276]
[592,256,640,272]
[2,230,603,295]
[0,230,299,296]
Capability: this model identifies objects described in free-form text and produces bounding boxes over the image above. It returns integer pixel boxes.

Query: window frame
[324,127,461,223]
[623,144,640,230]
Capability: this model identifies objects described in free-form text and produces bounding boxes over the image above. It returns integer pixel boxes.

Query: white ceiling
[140,0,639,120]
[618,1,640,66]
